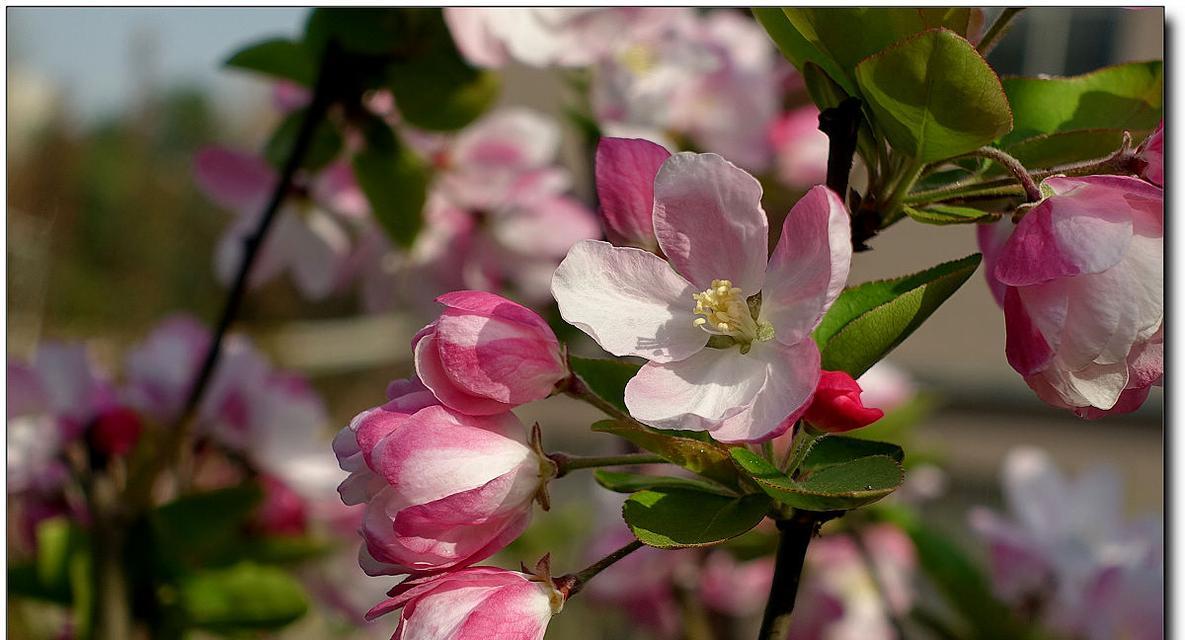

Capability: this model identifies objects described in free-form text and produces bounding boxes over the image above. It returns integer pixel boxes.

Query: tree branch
[757,512,819,640]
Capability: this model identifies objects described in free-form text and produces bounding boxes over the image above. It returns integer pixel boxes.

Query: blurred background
[7,7,1164,639]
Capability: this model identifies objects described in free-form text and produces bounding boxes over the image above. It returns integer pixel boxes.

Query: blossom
[698,552,775,617]
[969,447,1163,640]
[855,361,916,414]
[978,175,1163,417]
[553,152,851,442]
[595,137,670,251]
[787,525,917,640]
[194,147,367,300]
[333,391,552,575]
[770,105,831,190]
[367,567,564,640]
[803,370,885,433]
[1136,120,1163,187]
[413,291,568,416]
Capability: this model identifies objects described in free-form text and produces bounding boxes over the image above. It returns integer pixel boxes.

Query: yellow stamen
[691,279,761,342]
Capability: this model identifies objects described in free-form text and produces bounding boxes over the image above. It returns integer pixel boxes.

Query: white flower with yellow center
[552,149,852,442]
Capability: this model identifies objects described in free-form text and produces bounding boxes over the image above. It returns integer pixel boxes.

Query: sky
[8,8,308,122]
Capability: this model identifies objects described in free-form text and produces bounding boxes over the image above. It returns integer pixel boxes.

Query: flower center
[692,279,771,346]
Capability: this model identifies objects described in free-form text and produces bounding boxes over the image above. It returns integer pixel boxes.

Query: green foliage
[264,108,344,172]
[1001,61,1163,146]
[799,435,905,471]
[904,203,996,225]
[568,356,642,414]
[594,470,736,496]
[854,29,1012,163]
[225,38,315,86]
[753,8,855,95]
[8,518,88,605]
[731,449,903,512]
[304,7,423,57]
[814,253,982,376]
[593,420,739,488]
[352,138,430,248]
[179,563,310,633]
[150,485,263,572]
[622,488,771,549]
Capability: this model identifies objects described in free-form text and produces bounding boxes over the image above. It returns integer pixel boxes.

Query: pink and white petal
[652,152,769,292]
[761,186,851,344]
[976,217,1016,307]
[215,213,287,289]
[414,334,514,416]
[492,196,601,259]
[433,314,562,405]
[995,194,1133,287]
[34,342,104,423]
[624,347,773,431]
[1137,121,1163,187]
[193,147,276,214]
[287,208,352,301]
[552,240,707,363]
[311,163,370,219]
[1003,288,1055,377]
[707,339,821,443]
[443,9,510,68]
[595,137,670,250]
[1044,359,1130,411]
[449,580,554,639]
[454,108,560,171]
[1074,385,1153,419]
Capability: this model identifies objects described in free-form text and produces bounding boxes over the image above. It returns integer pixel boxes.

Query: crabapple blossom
[1136,120,1163,187]
[970,448,1163,640]
[334,389,553,575]
[770,105,831,190]
[367,566,564,640]
[978,175,1163,417]
[803,370,885,433]
[787,525,918,640]
[595,136,670,252]
[194,147,367,300]
[413,291,568,416]
[553,152,851,442]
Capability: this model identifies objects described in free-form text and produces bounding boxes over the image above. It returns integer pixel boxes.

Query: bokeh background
[7,7,1164,639]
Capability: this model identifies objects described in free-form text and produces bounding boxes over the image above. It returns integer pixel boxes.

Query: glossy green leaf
[814,253,982,377]
[800,435,905,472]
[594,470,735,496]
[855,29,1012,162]
[568,356,641,415]
[352,140,429,248]
[264,109,344,171]
[731,449,903,512]
[753,8,854,95]
[180,563,309,632]
[592,420,737,488]
[784,8,972,87]
[225,38,315,86]
[904,204,996,225]
[1001,61,1163,146]
[623,488,771,549]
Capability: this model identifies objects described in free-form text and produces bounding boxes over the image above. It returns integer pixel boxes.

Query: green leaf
[623,488,771,549]
[996,128,1136,173]
[592,420,738,488]
[813,253,982,377]
[352,139,429,248]
[904,204,996,225]
[240,536,335,565]
[304,8,422,57]
[754,8,855,95]
[784,8,973,87]
[731,449,903,512]
[594,470,735,496]
[180,562,309,632]
[568,356,641,415]
[1000,61,1163,146]
[152,485,262,569]
[264,108,344,171]
[800,436,904,471]
[883,510,1037,640]
[854,28,1012,162]
[802,61,850,111]
[225,38,315,86]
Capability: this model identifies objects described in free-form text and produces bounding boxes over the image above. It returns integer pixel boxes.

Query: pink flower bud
[413,291,567,416]
[802,370,884,433]
[367,567,563,640]
[595,137,670,251]
[980,175,1163,417]
[88,406,142,458]
[334,394,553,575]
[1137,120,1163,187]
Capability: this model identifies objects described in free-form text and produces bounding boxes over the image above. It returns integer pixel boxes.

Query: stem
[563,375,638,426]
[879,160,925,226]
[818,97,862,197]
[554,540,644,599]
[548,452,667,477]
[976,8,1025,58]
[965,146,1042,202]
[781,424,823,476]
[757,513,817,640]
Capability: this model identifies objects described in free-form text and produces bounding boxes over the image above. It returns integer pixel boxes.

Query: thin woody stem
[976,8,1025,58]
[554,540,645,599]
[548,452,667,477]
[966,146,1043,202]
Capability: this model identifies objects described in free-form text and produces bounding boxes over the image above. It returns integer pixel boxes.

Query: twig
[976,8,1025,58]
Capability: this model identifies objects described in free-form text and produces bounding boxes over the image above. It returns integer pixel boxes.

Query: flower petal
[761,186,851,344]
[707,339,820,443]
[653,152,768,292]
[415,332,514,416]
[624,347,773,431]
[595,137,670,250]
[1004,287,1055,376]
[193,147,276,214]
[552,240,707,362]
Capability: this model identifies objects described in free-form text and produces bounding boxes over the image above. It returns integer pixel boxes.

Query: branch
[965,146,1042,202]
[758,512,819,640]
[553,539,644,599]
[976,8,1025,58]
[548,452,667,478]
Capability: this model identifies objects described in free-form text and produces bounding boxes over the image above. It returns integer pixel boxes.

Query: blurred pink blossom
[970,447,1163,640]
[978,175,1163,417]
[553,155,850,443]
[770,105,831,190]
